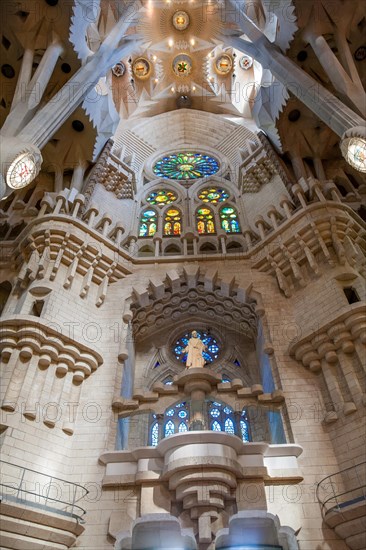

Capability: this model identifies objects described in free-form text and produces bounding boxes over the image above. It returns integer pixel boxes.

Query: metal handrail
[316,461,366,518]
[0,460,89,522]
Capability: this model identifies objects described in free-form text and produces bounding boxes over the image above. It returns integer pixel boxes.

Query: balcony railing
[316,461,366,518]
[0,460,88,522]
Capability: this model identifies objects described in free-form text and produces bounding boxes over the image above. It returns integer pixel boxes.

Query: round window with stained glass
[174,331,220,364]
[153,152,219,181]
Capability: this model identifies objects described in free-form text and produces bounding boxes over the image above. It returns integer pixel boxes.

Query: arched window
[212,420,221,431]
[151,421,159,446]
[165,420,175,436]
[240,409,250,442]
[224,418,235,434]
[198,187,229,203]
[164,208,182,236]
[139,209,157,237]
[146,189,177,205]
[220,206,240,233]
[196,207,215,234]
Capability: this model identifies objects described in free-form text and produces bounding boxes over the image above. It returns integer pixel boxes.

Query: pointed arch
[220,205,241,233]
[139,208,157,237]
[196,206,215,234]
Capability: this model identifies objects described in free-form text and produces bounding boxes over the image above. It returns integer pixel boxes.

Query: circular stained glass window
[174,331,220,364]
[153,152,219,181]
[146,189,177,205]
[199,187,229,203]
[172,54,192,77]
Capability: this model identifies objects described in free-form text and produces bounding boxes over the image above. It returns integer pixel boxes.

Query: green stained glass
[153,152,219,181]
[139,209,157,237]
[198,187,229,203]
[146,189,177,205]
[220,205,240,233]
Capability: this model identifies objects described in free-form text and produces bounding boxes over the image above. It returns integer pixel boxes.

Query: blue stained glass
[166,409,174,416]
[240,420,249,442]
[223,406,232,414]
[224,418,235,434]
[222,376,231,383]
[178,410,187,418]
[210,408,220,418]
[220,205,240,233]
[178,421,188,433]
[174,331,220,363]
[165,420,175,436]
[151,422,159,446]
[153,152,219,181]
[212,421,221,431]
[164,378,173,385]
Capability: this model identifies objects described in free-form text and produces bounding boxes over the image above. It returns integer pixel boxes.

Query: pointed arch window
[139,209,157,237]
[151,421,159,446]
[164,419,175,436]
[178,421,188,433]
[240,409,250,442]
[196,207,215,234]
[224,418,235,434]
[164,208,182,236]
[212,420,221,431]
[220,206,240,233]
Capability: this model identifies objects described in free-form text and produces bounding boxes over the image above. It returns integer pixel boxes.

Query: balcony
[0,460,88,549]
[317,461,366,550]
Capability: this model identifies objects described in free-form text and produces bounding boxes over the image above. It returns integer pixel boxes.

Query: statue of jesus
[183,331,207,368]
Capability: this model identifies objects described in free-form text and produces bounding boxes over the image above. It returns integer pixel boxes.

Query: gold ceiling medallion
[172,54,192,77]
[132,58,151,80]
[172,11,190,31]
[215,54,233,76]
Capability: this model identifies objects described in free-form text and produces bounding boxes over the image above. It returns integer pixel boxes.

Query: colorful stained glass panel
[220,205,240,233]
[153,152,219,181]
[139,209,157,237]
[146,189,177,205]
[198,188,229,203]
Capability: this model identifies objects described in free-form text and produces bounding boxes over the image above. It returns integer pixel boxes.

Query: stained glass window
[210,408,220,418]
[164,208,182,236]
[146,189,177,206]
[198,188,229,204]
[178,421,188,433]
[174,331,220,364]
[240,419,250,442]
[165,420,175,436]
[151,422,159,446]
[196,207,215,234]
[224,418,235,434]
[220,206,240,233]
[139,209,157,237]
[212,420,221,431]
[153,152,219,181]
[241,409,250,442]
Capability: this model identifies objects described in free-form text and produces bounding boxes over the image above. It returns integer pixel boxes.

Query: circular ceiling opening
[288,109,301,122]
[153,152,220,181]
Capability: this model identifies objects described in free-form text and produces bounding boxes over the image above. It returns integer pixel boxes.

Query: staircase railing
[0,460,88,522]
[316,461,366,518]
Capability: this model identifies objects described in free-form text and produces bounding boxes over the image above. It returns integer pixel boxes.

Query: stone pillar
[18,6,142,148]
[224,13,365,140]
[71,160,87,192]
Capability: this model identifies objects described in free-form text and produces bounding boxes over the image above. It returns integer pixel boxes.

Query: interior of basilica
[0,0,365,549]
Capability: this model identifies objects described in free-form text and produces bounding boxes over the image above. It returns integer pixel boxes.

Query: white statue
[184,331,207,368]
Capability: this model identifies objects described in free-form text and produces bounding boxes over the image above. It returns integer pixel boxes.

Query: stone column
[18,6,142,148]
[224,10,365,141]
[71,160,87,192]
